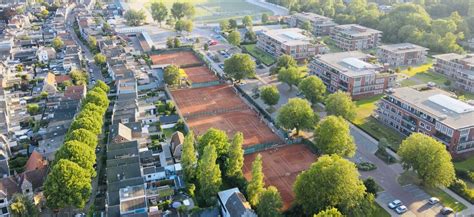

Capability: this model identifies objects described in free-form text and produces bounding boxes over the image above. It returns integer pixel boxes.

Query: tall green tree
[95,80,110,93]
[256,186,283,217]
[228,30,241,46]
[94,53,106,66]
[314,116,356,157]
[301,21,313,33]
[272,55,297,75]
[243,15,253,27]
[225,132,244,178]
[70,116,102,135]
[247,154,265,206]
[294,155,366,215]
[65,129,98,149]
[277,66,304,90]
[54,140,96,177]
[197,145,222,207]
[261,13,269,24]
[171,2,195,20]
[398,133,455,187]
[325,91,356,121]
[164,64,182,86]
[9,193,39,217]
[223,53,256,82]
[44,159,92,210]
[220,20,230,32]
[229,19,238,29]
[175,19,193,33]
[69,69,88,85]
[298,76,326,105]
[150,2,168,26]
[124,9,146,26]
[51,37,64,51]
[277,98,318,135]
[314,207,343,217]
[260,85,280,108]
[182,131,197,182]
[198,128,229,157]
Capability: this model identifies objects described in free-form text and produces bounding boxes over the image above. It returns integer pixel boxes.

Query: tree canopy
[69,69,88,85]
[256,186,283,217]
[171,2,195,20]
[65,129,98,149]
[198,128,229,157]
[225,132,244,178]
[224,53,256,82]
[260,85,280,107]
[197,145,222,207]
[277,66,304,90]
[314,116,356,157]
[273,55,297,75]
[277,98,318,135]
[182,131,197,182]
[325,91,356,121]
[242,15,253,27]
[164,64,185,86]
[124,9,146,26]
[9,193,39,217]
[175,19,193,33]
[314,208,343,217]
[94,53,106,66]
[150,2,168,25]
[51,37,64,51]
[247,154,265,206]
[228,30,241,46]
[298,76,326,105]
[398,133,455,187]
[54,140,96,177]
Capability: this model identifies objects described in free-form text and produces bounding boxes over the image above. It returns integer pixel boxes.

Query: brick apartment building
[433,53,474,93]
[256,28,326,60]
[309,51,396,99]
[288,12,337,36]
[376,43,428,67]
[330,24,382,51]
[376,85,474,155]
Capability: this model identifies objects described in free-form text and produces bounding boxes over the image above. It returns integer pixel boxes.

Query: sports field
[183,66,219,83]
[243,144,317,210]
[150,51,201,66]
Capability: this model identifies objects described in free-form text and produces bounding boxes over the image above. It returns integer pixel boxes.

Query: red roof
[24,151,47,172]
[55,75,71,84]
[64,85,86,100]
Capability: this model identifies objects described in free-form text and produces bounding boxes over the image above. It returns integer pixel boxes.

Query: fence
[244,142,287,155]
[164,85,190,133]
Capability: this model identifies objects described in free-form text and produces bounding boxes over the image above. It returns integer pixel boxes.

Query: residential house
[36,46,56,62]
[330,24,382,51]
[289,12,337,36]
[109,123,133,144]
[42,72,57,94]
[376,85,474,156]
[433,53,474,93]
[170,131,184,161]
[218,188,256,217]
[376,43,428,67]
[63,85,86,100]
[309,51,396,99]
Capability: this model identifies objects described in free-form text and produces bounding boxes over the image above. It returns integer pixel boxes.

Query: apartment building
[376,43,428,67]
[433,53,474,93]
[256,28,326,60]
[288,12,337,36]
[330,24,382,51]
[309,51,396,99]
[376,85,474,155]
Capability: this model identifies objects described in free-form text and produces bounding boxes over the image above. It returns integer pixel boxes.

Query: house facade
[288,12,337,36]
[433,53,474,93]
[330,24,382,51]
[376,43,428,67]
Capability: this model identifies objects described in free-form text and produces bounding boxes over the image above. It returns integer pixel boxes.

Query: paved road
[245,0,289,16]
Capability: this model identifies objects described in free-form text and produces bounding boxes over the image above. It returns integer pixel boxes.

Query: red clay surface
[171,84,281,147]
[184,66,218,83]
[150,51,201,66]
[243,144,317,210]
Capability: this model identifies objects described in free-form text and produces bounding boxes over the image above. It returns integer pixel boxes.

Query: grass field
[422,187,467,212]
[354,95,403,150]
[369,203,391,217]
[242,44,276,66]
[140,0,273,23]
[454,157,474,172]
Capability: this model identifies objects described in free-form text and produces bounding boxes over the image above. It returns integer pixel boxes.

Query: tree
[314,116,356,157]
[95,80,110,93]
[363,177,378,197]
[51,37,64,51]
[229,19,238,29]
[243,15,253,27]
[54,140,96,177]
[198,128,229,157]
[182,131,197,182]
[225,132,244,178]
[398,133,455,187]
[247,154,264,206]
[166,37,174,48]
[150,2,168,26]
[65,129,98,149]
[171,2,195,20]
[277,98,317,135]
[301,21,313,33]
[219,20,230,32]
[293,155,366,215]
[40,91,48,99]
[228,30,241,46]
[314,208,343,217]
[325,91,357,121]
[298,76,326,105]
[175,19,193,33]
[223,53,256,82]
[94,53,106,66]
[44,159,92,209]
[164,65,182,86]
[9,194,39,217]
[261,13,269,24]
[256,186,283,217]
[197,145,222,207]
[174,37,181,48]
[277,67,304,90]
[83,91,109,109]
[88,35,97,49]
[245,28,257,42]
[273,55,297,75]
[204,43,209,51]
[69,69,88,85]
[27,104,40,115]
[260,85,280,107]
[70,116,102,135]
[124,9,146,26]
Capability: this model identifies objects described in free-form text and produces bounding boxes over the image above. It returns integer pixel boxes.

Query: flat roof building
[377,43,428,67]
[433,53,474,93]
[289,12,337,36]
[330,24,382,51]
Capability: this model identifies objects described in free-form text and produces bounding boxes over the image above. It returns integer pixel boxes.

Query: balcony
[433,131,452,144]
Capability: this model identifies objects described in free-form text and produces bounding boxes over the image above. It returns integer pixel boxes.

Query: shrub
[449,179,474,203]
[356,162,377,171]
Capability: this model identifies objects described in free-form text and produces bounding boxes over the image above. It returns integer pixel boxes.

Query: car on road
[388,199,402,209]
[208,40,218,46]
[218,64,224,69]
[428,197,440,205]
[440,207,454,215]
[395,205,407,214]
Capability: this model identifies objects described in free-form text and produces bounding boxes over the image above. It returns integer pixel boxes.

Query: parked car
[428,197,440,205]
[218,64,224,69]
[388,199,402,209]
[440,207,454,215]
[395,205,407,214]
[208,40,218,46]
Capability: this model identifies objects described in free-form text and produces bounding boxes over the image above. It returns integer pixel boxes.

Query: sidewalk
[441,187,474,216]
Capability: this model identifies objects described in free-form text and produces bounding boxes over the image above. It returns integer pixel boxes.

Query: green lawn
[162,128,176,139]
[400,63,433,77]
[354,95,404,150]
[322,36,343,53]
[454,157,474,172]
[242,44,276,66]
[368,203,390,217]
[422,187,467,212]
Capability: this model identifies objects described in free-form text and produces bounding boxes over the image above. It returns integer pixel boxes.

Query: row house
[376,43,428,67]
[376,86,474,156]
[433,53,474,93]
[309,51,396,99]
[330,24,382,51]
[256,28,327,61]
[288,12,337,36]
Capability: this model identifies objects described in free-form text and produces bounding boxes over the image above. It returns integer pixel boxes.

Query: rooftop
[313,51,383,77]
[378,43,428,53]
[293,12,335,24]
[334,24,382,37]
[262,28,312,46]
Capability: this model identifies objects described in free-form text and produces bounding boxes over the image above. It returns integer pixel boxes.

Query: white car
[396,205,408,214]
[388,199,402,209]
[428,197,440,205]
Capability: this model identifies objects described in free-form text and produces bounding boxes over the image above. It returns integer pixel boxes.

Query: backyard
[242,44,276,66]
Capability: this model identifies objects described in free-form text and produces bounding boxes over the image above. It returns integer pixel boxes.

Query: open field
[183,66,219,83]
[455,157,474,172]
[243,144,317,210]
[150,51,201,66]
[171,85,281,147]
[135,0,273,23]
[242,44,276,66]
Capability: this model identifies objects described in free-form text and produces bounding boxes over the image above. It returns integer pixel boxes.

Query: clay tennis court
[171,84,282,147]
[184,66,219,83]
[150,51,201,66]
[243,144,317,210]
